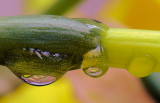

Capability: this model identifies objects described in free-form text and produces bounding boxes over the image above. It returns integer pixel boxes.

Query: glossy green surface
[0,15,108,84]
[0,15,98,55]
[102,28,160,77]
[1,15,160,82]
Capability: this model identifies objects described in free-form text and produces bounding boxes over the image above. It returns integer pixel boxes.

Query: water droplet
[74,18,109,78]
[127,55,156,77]
[21,75,56,86]
[84,67,102,77]
[5,48,82,86]
[81,45,109,78]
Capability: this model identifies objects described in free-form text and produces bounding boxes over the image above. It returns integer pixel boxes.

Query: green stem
[102,28,160,77]
[1,15,160,77]
[44,0,83,15]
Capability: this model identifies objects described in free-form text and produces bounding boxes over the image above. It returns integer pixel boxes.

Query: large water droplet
[21,75,56,86]
[82,45,109,78]
[5,48,82,86]
[84,67,102,77]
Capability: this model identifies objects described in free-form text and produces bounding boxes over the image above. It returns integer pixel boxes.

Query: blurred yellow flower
[0,78,80,103]
[100,0,160,30]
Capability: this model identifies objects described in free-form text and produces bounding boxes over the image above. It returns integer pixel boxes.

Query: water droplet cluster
[3,17,109,86]
[6,44,109,86]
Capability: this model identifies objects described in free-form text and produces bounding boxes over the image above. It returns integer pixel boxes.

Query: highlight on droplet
[84,67,102,77]
[21,75,56,86]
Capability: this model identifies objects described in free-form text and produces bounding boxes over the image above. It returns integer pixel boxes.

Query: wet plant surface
[0,15,109,86]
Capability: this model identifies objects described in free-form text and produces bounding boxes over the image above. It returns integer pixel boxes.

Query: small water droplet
[21,75,56,86]
[81,45,109,78]
[85,67,102,77]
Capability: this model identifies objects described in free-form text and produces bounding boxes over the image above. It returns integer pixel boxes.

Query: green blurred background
[0,0,160,103]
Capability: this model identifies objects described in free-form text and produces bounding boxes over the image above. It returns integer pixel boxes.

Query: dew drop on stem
[5,48,81,86]
[81,45,109,78]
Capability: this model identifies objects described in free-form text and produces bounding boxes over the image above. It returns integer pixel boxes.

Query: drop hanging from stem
[0,15,159,86]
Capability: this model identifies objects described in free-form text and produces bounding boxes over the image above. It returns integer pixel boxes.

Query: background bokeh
[0,0,159,103]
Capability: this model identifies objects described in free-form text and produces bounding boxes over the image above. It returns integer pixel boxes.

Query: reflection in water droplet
[21,75,56,86]
[29,48,35,53]
[85,67,102,77]
[42,51,51,57]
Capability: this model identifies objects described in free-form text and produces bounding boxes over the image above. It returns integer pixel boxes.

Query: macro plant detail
[0,15,108,86]
[0,15,160,86]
